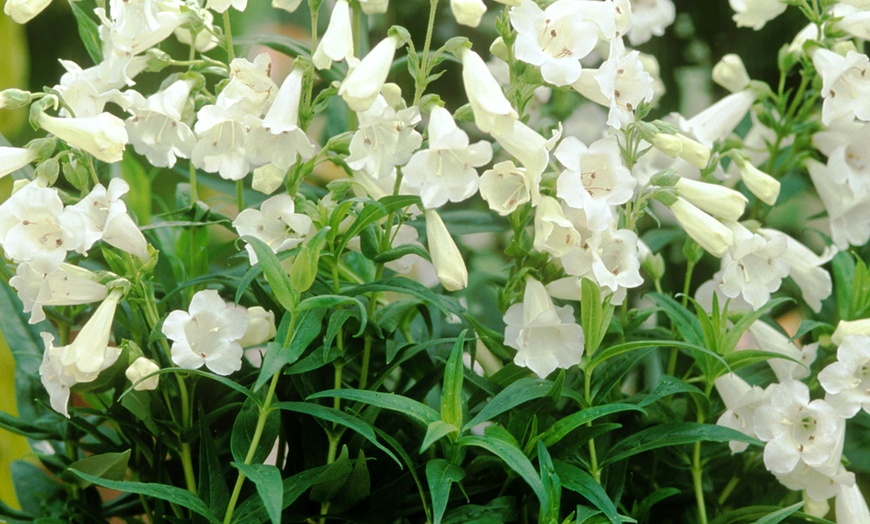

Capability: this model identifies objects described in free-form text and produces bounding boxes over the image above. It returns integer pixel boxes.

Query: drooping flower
[747,320,817,382]
[346,94,422,180]
[126,357,160,391]
[312,0,356,70]
[533,196,582,257]
[626,0,675,46]
[712,54,751,93]
[718,222,789,310]
[812,121,870,200]
[403,107,492,209]
[162,289,249,375]
[559,226,644,304]
[479,160,536,215]
[832,318,870,346]
[813,49,870,126]
[424,209,468,292]
[238,306,277,348]
[806,158,870,249]
[729,0,787,30]
[451,0,486,27]
[39,288,125,417]
[339,35,400,113]
[503,277,585,378]
[836,483,870,524]
[73,178,149,260]
[233,193,312,265]
[714,372,771,453]
[37,112,128,164]
[95,0,186,56]
[0,147,38,179]
[10,261,108,324]
[461,48,517,134]
[3,0,52,23]
[819,334,870,418]
[125,79,196,168]
[759,229,834,312]
[684,90,756,148]
[667,197,733,257]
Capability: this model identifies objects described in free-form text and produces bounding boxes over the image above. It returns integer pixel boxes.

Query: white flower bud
[712,54,751,93]
[126,357,160,391]
[450,0,486,27]
[359,0,389,14]
[424,209,468,292]
[675,134,711,169]
[339,36,399,113]
[238,306,277,347]
[649,133,683,158]
[312,0,355,71]
[461,48,517,134]
[0,89,32,109]
[3,0,52,23]
[489,37,509,62]
[831,319,870,346]
[674,178,747,222]
[37,112,127,163]
[0,146,38,179]
[737,160,780,205]
[669,197,734,257]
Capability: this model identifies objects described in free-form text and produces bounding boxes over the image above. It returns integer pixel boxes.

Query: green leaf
[255,308,325,391]
[753,502,804,524]
[242,235,297,312]
[537,442,561,524]
[233,463,283,524]
[648,293,704,345]
[296,294,367,334]
[199,405,230,518]
[331,450,371,512]
[69,1,102,64]
[463,378,554,431]
[307,389,440,428]
[458,425,546,507]
[68,470,220,524]
[581,278,613,356]
[0,411,58,440]
[273,401,400,466]
[426,459,465,524]
[709,505,835,524]
[720,298,792,357]
[832,251,856,321]
[639,376,705,408]
[632,488,681,521]
[289,227,330,294]
[533,404,644,449]
[421,420,460,453]
[309,446,353,503]
[63,450,130,488]
[554,461,619,524]
[231,399,280,465]
[344,277,462,317]
[120,155,152,223]
[232,466,328,524]
[721,349,801,375]
[601,423,762,467]
[441,331,467,430]
[589,340,722,374]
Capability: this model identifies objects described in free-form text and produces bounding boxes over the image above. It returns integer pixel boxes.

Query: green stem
[692,441,708,524]
[236,179,244,211]
[222,11,235,62]
[189,161,198,204]
[584,369,601,483]
[413,0,440,106]
[223,371,282,524]
[681,259,696,308]
[718,475,740,505]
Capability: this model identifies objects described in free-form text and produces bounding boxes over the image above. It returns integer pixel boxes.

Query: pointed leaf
[441,331,467,429]
[554,461,619,524]
[421,420,460,453]
[463,378,553,431]
[242,235,297,312]
[426,459,465,524]
[307,389,440,428]
[64,450,130,488]
[233,463,283,524]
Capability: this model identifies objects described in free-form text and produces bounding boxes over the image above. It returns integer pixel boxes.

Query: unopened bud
[425,208,468,291]
[0,88,32,110]
[676,134,711,169]
[712,54,751,93]
[736,158,780,205]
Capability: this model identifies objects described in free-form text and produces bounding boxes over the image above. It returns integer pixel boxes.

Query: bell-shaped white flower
[10,261,108,324]
[806,158,870,249]
[754,380,842,475]
[207,0,245,13]
[339,35,400,113]
[490,119,553,177]
[813,49,870,126]
[813,121,870,200]
[832,318,870,346]
[673,177,747,222]
[714,373,771,453]
[73,178,149,260]
[163,290,249,375]
[560,227,644,304]
[346,94,422,180]
[0,183,86,266]
[626,0,675,46]
[126,357,160,391]
[718,223,789,310]
[0,146,38,179]
[712,54,751,93]
[424,209,468,292]
[272,0,303,12]
[479,161,536,216]
[125,79,196,168]
[778,460,854,502]
[191,106,252,181]
[39,288,124,417]
[238,306,277,347]
[403,107,492,209]
[3,0,52,23]
[312,0,356,70]
[37,112,128,164]
[451,0,486,27]
[685,90,756,148]
[668,197,733,257]
[95,0,186,56]
[729,0,787,30]
[504,277,584,378]
[747,320,817,382]
[461,48,517,134]
[555,135,635,231]
[818,334,870,418]
[759,228,834,312]
[533,196,582,257]
[836,483,870,524]
[233,193,312,265]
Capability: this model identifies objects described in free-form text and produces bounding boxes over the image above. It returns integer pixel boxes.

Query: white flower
[714,373,771,453]
[3,0,52,23]
[191,106,252,181]
[581,50,655,129]
[818,334,870,418]
[479,161,536,216]
[836,483,870,524]
[207,0,245,13]
[37,112,128,164]
[346,95,422,180]
[747,320,817,382]
[832,318,870,346]
[490,119,553,177]
[424,209,468,292]
[163,289,249,375]
[73,178,149,260]
[95,0,186,55]
[125,79,196,168]
[238,306,277,347]
[729,0,787,30]
[233,193,312,265]
[53,56,147,117]
[126,357,160,391]
[759,229,834,312]
[359,0,388,14]
[627,0,675,46]
[451,0,486,27]
[510,0,603,86]
[10,261,108,324]
[0,183,86,266]
[403,107,492,209]
[339,36,399,113]
[813,121,870,200]
[719,223,789,309]
[504,277,584,378]
[560,227,644,304]
[778,461,854,502]
[735,159,780,205]
[534,196,582,257]
[684,90,756,148]
[39,289,124,417]
[813,49,870,126]
[675,133,711,169]
[312,0,356,70]
[174,3,219,52]
[806,158,870,249]
[555,135,635,231]
[754,380,842,475]
[0,147,38,179]
[673,177,747,222]
[712,54,751,93]
[668,198,733,257]
[461,48,517,134]
[272,0,303,12]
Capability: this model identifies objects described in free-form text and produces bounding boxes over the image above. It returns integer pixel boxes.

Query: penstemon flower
[37,112,128,164]
[233,193,312,265]
[312,0,356,71]
[424,208,468,292]
[126,357,160,391]
[10,261,108,325]
[339,35,400,113]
